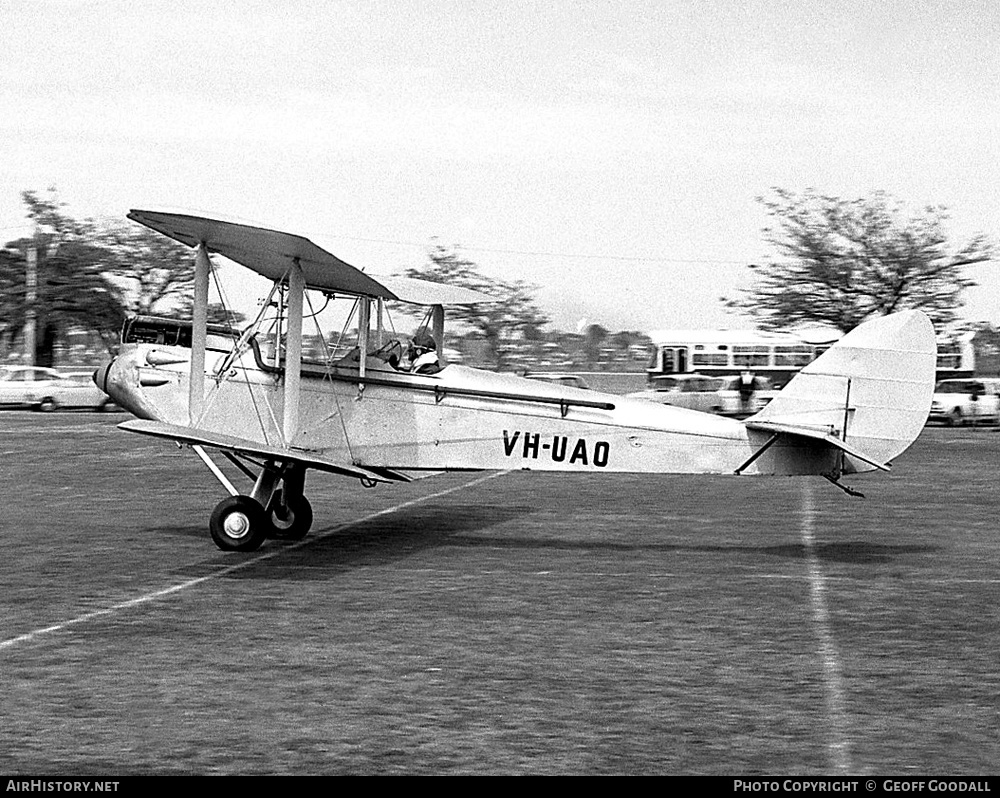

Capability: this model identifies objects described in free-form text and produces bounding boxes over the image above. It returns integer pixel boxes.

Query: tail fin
[747,310,936,473]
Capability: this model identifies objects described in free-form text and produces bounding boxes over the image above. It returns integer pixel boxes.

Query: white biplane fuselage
[103,339,835,476]
[96,211,937,553]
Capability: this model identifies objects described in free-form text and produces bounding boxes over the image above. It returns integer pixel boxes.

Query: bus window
[661,348,674,373]
[692,352,728,367]
[733,345,770,368]
[936,343,961,370]
[649,346,690,374]
[774,345,813,367]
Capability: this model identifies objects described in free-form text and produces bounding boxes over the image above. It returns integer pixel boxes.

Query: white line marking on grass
[801,481,853,774]
[258,564,1000,588]
[6,424,113,434]
[751,574,1000,585]
[0,471,508,653]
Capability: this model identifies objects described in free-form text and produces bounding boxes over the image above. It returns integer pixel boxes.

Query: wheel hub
[272,506,294,529]
[223,511,251,539]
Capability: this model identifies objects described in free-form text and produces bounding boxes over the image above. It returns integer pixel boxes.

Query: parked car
[928,378,1000,426]
[715,374,777,417]
[56,372,120,411]
[626,373,726,414]
[626,373,775,418]
[524,373,591,390]
[0,366,116,411]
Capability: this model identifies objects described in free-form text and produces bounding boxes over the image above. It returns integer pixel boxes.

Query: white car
[928,378,1000,426]
[55,372,120,411]
[715,374,777,417]
[524,373,591,390]
[626,374,727,414]
[627,373,775,417]
[0,366,116,411]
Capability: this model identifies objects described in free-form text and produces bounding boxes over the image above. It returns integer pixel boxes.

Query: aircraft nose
[93,350,160,420]
[94,355,133,412]
[93,360,113,394]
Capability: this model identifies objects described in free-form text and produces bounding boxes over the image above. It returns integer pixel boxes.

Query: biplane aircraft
[95,211,937,552]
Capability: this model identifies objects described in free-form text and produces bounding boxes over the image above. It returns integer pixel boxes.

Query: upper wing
[119,419,413,482]
[373,274,489,306]
[127,210,489,305]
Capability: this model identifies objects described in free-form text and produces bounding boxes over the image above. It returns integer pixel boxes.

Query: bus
[646,326,975,388]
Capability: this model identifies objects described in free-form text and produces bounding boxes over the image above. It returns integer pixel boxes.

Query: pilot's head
[410,331,436,357]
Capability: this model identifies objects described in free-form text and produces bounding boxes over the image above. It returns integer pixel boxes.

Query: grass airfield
[1,412,997,775]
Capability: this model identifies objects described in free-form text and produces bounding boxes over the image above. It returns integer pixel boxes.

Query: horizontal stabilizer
[118,419,397,482]
[745,420,890,472]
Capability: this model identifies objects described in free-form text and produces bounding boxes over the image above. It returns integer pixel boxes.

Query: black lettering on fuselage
[523,433,540,459]
[502,430,610,468]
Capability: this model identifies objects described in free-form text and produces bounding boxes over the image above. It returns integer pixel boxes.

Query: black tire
[946,408,963,427]
[36,397,58,413]
[267,489,313,540]
[210,496,268,552]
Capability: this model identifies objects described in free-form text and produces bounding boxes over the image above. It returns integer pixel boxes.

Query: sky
[1,0,998,333]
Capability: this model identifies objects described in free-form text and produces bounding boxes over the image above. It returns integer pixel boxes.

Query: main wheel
[36,397,58,412]
[267,489,313,540]
[210,496,268,552]
[946,408,963,427]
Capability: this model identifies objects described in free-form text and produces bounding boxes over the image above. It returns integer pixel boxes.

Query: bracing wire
[207,260,286,446]
[304,289,354,461]
[331,297,361,363]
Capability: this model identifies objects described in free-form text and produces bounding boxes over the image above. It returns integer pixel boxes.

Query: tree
[609,330,648,351]
[401,244,550,370]
[609,330,651,365]
[1,190,127,364]
[99,220,195,315]
[1,189,208,365]
[727,189,993,332]
[172,299,247,328]
[583,323,608,365]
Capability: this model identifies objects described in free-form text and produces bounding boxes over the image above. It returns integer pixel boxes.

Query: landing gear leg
[266,465,313,540]
[192,447,313,548]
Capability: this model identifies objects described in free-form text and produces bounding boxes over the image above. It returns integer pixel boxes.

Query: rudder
[748,310,936,472]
